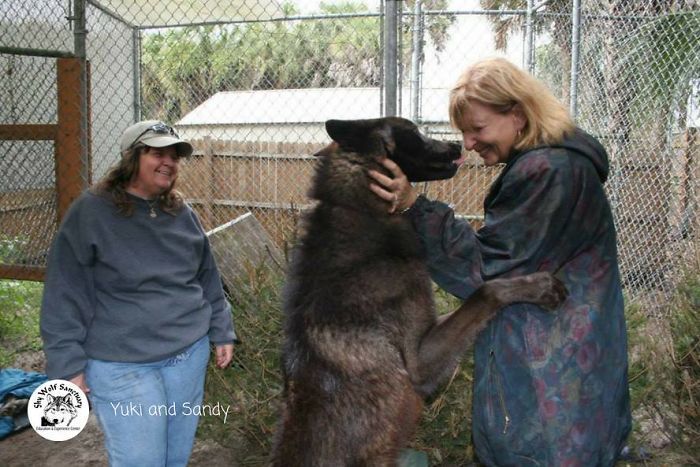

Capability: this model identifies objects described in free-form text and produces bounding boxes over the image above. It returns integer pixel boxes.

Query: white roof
[89,0,282,28]
[176,87,452,126]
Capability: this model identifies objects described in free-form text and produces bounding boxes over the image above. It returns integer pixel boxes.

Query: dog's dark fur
[271,117,567,466]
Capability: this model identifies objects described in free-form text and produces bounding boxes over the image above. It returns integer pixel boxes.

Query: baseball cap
[119,120,193,157]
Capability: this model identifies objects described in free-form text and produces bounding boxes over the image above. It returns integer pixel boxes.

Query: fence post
[383,0,399,116]
[525,0,535,73]
[56,58,88,223]
[71,0,91,185]
[204,136,214,229]
[410,0,423,122]
[132,28,142,122]
[569,0,582,118]
[689,128,699,241]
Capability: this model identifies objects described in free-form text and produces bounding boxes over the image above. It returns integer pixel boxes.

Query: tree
[141,2,382,120]
[479,0,572,101]
[400,0,455,53]
[141,1,456,121]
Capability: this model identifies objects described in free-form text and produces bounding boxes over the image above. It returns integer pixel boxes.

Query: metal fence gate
[0,54,88,281]
[1,0,698,311]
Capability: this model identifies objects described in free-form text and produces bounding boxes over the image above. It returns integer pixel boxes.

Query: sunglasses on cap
[130,122,179,148]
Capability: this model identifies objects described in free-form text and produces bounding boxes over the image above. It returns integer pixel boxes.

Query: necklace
[145,198,158,218]
[126,189,159,218]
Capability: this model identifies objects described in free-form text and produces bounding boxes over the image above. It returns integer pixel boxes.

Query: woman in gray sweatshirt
[40,120,237,467]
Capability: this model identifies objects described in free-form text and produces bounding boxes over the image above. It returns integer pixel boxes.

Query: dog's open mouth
[453,152,467,167]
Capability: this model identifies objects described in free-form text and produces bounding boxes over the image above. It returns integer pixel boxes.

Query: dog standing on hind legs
[271,117,568,466]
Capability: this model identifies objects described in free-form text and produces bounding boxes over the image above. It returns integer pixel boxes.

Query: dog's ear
[325,119,387,153]
[313,141,338,158]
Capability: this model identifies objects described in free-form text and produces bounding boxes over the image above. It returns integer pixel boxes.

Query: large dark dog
[272,117,567,466]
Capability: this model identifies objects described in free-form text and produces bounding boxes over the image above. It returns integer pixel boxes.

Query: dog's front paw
[483,272,568,310]
[525,272,568,310]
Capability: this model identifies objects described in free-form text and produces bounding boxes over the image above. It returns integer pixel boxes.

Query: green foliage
[481,2,699,138]
[141,1,456,122]
[615,12,700,128]
[0,235,29,263]
[198,265,285,464]
[142,2,382,122]
[479,0,527,51]
[400,1,456,53]
[411,286,476,465]
[0,235,43,366]
[535,42,566,99]
[620,13,700,98]
[625,269,700,465]
[0,279,43,367]
[670,272,700,459]
[625,308,649,411]
[479,0,570,51]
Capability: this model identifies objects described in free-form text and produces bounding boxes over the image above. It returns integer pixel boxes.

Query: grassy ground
[2,266,698,465]
[623,270,700,465]
[197,266,284,465]
[0,279,43,367]
[199,267,700,466]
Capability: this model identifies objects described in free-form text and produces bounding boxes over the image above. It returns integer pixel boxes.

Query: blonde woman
[370,58,631,466]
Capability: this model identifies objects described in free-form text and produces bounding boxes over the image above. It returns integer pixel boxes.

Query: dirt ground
[2,350,239,467]
[2,417,237,467]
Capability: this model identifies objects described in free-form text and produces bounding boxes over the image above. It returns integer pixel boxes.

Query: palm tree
[479,0,572,101]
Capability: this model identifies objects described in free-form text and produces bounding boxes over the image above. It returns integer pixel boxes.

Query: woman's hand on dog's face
[368,158,418,214]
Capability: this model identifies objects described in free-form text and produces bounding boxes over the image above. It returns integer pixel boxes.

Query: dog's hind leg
[408,272,567,396]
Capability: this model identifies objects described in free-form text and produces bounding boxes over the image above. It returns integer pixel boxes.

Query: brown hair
[449,57,574,150]
[91,144,184,216]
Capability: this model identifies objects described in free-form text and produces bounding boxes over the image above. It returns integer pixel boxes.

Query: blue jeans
[86,335,210,467]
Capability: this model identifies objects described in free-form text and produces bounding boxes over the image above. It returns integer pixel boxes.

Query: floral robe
[407,129,631,466]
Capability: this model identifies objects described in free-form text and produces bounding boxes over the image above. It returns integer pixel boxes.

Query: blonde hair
[91,144,184,216]
[449,57,574,150]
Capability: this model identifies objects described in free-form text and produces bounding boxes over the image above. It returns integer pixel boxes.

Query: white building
[176,87,456,144]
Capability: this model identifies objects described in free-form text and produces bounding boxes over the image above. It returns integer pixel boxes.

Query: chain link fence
[1,0,699,310]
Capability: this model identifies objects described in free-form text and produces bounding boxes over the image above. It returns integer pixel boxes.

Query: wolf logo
[41,393,78,427]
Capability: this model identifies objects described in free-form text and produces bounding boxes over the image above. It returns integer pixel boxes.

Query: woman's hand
[69,373,90,394]
[215,343,234,369]
[368,158,418,213]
